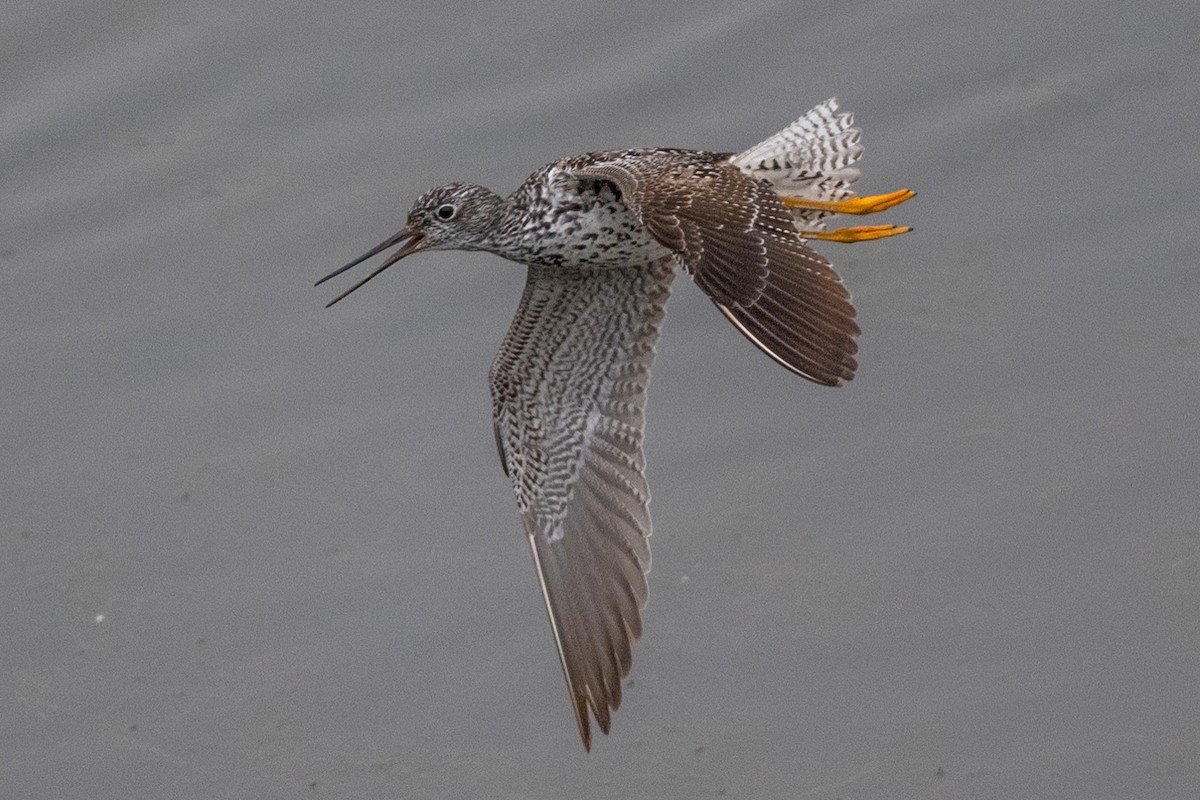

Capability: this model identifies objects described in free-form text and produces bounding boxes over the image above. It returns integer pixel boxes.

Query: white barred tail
[731,98,864,228]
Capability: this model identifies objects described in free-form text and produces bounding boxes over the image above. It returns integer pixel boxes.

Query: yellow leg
[781,188,916,215]
[800,224,912,243]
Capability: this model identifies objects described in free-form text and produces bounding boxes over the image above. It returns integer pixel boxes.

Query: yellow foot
[800,224,912,243]
[780,188,916,215]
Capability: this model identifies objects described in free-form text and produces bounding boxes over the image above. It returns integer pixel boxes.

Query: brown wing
[568,152,859,386]
[489,257,676,750]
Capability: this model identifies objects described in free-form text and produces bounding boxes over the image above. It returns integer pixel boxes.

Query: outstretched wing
[489,257,676,750]
[567,151,859,386]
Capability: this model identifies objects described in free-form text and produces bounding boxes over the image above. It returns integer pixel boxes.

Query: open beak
[315,224,427,308]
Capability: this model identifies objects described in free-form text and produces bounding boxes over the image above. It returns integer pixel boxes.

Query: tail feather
[730,98,865,229]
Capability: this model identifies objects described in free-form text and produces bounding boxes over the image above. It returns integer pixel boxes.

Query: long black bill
[316,228,423,308]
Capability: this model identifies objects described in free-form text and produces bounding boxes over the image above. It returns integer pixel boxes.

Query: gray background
[4,1,1198,798]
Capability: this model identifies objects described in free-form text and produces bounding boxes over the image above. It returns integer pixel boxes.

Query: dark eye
[435,204,457,221]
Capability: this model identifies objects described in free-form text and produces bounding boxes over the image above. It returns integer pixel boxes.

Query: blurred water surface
[3,1,1199,798]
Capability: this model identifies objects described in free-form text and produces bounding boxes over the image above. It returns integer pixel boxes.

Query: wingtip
[573,698,593,751]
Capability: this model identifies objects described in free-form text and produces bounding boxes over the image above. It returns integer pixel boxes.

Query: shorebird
[317,98,912,750]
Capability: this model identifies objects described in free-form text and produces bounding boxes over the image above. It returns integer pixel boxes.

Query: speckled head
[405,183,509,252]
[314,182,508,306]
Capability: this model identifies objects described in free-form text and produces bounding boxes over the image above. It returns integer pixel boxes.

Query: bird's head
[316,183,507,307]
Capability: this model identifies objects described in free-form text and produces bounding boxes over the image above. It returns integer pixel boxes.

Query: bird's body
[317,99,913,749]
[494,155,674,269]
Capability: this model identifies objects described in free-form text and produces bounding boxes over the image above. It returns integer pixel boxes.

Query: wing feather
[490,257,674,749]
[568,152,860,386]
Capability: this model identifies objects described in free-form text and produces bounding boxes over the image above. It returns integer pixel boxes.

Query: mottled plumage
[317,98,912,749]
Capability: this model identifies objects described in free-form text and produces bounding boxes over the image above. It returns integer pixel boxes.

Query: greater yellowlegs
[317,98,912,749]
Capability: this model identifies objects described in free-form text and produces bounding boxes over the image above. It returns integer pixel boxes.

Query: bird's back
[499,150,731,271]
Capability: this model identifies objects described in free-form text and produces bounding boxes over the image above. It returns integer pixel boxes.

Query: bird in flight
[317,98,912,750]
